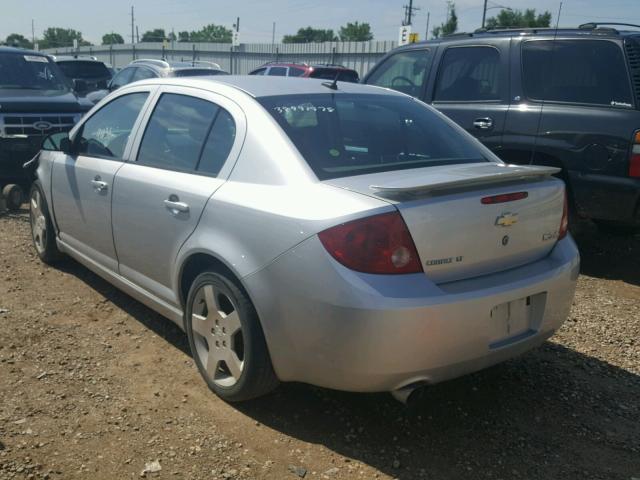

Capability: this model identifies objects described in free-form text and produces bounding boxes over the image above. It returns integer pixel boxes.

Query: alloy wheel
[190,284,245,387]
[30,189,47,256]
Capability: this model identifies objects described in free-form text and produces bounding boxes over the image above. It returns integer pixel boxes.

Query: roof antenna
[322,71,340,90]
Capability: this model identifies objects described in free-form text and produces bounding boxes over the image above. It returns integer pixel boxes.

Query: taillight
[558,191,569,240]
[318,211,422,274]
[481,191,528,204]
[629,131,640,178]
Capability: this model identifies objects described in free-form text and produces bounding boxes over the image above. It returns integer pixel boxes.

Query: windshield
[57,61,111,80]
[258,93,487,180]
[0,53,69,91]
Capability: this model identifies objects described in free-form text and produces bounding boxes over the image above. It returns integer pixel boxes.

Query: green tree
[283,27,337,43]
[140,28,166,42]
[5,33,33,49]
[339,21,373,41]
[189,24,233,43]
[101,33,124,45]
[178,31,191,42]
[39,28,91,49]
[485,9,552,29]
[432,2,458,38]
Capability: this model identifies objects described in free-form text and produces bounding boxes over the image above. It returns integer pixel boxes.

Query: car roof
[132,75,404,98]
[0,46,47,56]
[395,25,640,51]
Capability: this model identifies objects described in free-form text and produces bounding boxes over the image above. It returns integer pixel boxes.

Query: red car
[248,62,359,82]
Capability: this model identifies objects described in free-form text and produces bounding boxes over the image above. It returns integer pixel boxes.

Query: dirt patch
[1,210,639,480]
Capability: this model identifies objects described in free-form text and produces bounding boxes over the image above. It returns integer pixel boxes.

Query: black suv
[86,59,228,104]
[363,23,640,233]
[0,47,90,210]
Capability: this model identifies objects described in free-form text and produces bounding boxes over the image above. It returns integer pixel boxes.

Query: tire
[3,184,24,212]
[185,272,279,402]
[29,182,63,264]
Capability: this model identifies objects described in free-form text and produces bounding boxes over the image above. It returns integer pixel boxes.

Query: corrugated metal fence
[44,41,397,77]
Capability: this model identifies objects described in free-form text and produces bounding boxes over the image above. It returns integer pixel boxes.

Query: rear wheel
[29,182,63,264]
[185,272,278,402]
[3,184,24,211]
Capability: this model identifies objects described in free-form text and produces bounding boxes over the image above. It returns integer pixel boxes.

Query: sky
[1,0,640,45]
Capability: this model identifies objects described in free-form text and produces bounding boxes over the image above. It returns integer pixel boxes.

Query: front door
[111,88,241,306]
[51,91,150,270]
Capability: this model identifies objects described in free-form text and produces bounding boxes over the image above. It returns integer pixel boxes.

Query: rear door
[428,39,510,154]
[51,88,152,271]
[111,86,245,305]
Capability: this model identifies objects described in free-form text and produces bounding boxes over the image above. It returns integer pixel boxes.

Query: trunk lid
[326,162,565,283]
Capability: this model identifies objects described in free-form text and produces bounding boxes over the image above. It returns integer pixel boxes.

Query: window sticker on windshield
[24,55,48,63]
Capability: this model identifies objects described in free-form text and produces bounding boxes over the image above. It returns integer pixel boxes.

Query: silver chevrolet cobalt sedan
[30,76,579,402]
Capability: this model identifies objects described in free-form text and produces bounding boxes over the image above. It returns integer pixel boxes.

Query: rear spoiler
[370,163,560,195]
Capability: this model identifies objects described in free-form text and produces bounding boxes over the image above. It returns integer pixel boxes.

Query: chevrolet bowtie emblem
[495,212,519,227]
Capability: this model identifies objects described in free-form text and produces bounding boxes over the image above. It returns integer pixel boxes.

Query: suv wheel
[185,272,279,402]
[29,182,63,264]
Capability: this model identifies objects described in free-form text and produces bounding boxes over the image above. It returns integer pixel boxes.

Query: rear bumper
[243,235,580,393]
[569,171,640,226]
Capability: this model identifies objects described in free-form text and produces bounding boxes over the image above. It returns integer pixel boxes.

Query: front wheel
[185,272,279,402]
[30,182,63,264]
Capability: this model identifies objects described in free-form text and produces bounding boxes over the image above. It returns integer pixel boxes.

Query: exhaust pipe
[390,380,429,405]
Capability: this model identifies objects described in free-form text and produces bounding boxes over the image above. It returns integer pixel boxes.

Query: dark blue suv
[364,23,640,233]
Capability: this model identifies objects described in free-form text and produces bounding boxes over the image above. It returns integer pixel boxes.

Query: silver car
[30,76,580,402]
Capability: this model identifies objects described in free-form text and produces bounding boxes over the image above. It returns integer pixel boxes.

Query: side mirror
[42,132,73,154]
[73,79,88,94]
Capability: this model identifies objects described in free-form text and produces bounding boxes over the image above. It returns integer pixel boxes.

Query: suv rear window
[259,93,486,180]
[522,40,633,107]
[309,68,359,83]
[56,61,110,79]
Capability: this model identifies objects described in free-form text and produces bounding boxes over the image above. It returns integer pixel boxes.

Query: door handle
[473,117,494,130]
[91,178,108,192]
[164,198,190,214]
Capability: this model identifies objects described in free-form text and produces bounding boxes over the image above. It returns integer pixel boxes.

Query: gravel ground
[0,209,638,480]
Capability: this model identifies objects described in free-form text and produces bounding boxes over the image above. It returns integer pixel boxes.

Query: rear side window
[197,110,236,176]
[289,67,306,77]
[366,50,430,97]
[268,67,288,76]
[250,68,267,75]
[110,67,135,89]
[259,94,486,180]
[131,67,157,82]
[434,46,501,102]
[522,40,633,107]
[137,93,218,171]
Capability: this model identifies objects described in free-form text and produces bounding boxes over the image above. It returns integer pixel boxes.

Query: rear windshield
[309,68,359,83]
[0,53,68,91]
[259,93,486,180]
[57,61,111,79]
[173,69,227,77]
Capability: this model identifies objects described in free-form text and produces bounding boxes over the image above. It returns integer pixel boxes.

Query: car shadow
[572,221,640,286]
[48,230,639,479]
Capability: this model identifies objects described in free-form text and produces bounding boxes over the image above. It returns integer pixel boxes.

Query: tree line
[1,9,552,50]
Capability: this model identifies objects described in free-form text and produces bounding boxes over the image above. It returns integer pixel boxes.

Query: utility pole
[402,0,420,26]
[408,0,414,25]
[272,22,276,47]
[425,12,430,40]
[31,19,35,48]
[482,0,488,28]
[130,6,135,44]
[136,25,139,43]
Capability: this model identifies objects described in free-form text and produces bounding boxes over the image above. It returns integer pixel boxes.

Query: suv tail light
[559,191,569,240]
[318,211,422,274]
[630,131,640,178]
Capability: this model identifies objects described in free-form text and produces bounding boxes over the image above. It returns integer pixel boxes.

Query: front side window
[366,50,430,97]
[76,92,149,159]
[131,67,157,82]
[522,40,633,107]
[268,67,288,76]
[137,93,219,171]
[110,67,135,89]
[434,46,501,102]
[259,93,486,180]
[250,68,267,75]
[289,67,306,77]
